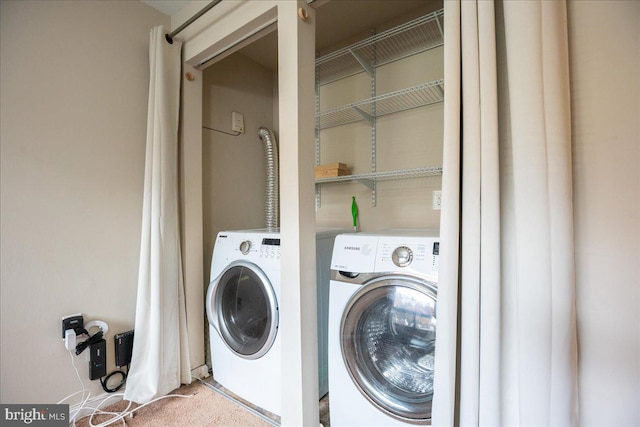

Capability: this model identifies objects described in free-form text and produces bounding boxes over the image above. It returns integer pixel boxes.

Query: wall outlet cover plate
[62,314,84,338]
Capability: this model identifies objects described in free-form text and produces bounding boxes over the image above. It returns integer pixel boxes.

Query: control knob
[239,240,251,255]
[392,246,413,267]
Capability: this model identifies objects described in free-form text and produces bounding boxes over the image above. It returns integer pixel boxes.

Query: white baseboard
[190,364,211,380]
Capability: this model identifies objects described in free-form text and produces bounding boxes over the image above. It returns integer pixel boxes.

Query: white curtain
[124,26,191,404]
[432,1,578,425]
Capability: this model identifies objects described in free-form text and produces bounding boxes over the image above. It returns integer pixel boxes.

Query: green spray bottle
[351,196,358,231]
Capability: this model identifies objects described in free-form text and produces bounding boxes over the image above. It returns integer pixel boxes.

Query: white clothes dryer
[328,230,440,426]
[206,229,337,416]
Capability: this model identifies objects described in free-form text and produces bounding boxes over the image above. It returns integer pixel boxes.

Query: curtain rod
[165,0,222,44]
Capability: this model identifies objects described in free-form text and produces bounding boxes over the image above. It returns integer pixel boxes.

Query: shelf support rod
[370,30,377,207]
[435,14,444,40]
[352,106,374,126]
[315,79,322,208]
[349,49,374,76]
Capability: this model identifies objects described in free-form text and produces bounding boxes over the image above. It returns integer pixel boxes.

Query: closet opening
[201,27,279,290]
[195,1,445,425]
[314,0,444,232]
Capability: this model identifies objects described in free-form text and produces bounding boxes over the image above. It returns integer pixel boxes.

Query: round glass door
[213,261,278,359]
[341,275,437,423]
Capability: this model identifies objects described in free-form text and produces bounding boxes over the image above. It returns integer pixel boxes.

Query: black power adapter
[98,330,134,393]
[89,339,107,380]
[114,330,134,367]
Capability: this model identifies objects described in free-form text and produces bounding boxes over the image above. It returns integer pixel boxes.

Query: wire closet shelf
[314,8,445,190]
[315,166,443,188]
[315,9,444,86]
[317,80,444,130]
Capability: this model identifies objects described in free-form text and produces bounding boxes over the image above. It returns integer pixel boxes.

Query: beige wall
[315,47,444,231]
[568,1,640,425]
[0,1,168,403]
[202,52,276,285]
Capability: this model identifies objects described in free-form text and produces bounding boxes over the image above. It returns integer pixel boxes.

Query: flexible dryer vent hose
[258,127,279,230]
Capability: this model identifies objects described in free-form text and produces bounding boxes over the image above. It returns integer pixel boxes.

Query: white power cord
[59,349,193,427]
[87,393,193,427]
[58,350,91,425]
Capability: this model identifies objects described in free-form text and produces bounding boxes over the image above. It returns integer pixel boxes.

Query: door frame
[176,1,318,425]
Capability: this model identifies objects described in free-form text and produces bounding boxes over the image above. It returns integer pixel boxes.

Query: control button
[392,246,413,267]
[239,240,251,255]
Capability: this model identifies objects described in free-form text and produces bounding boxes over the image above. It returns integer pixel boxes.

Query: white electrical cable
[87,394,131,427]
[60,349,194,427]
[58,350,91,426]
[87,393,193,427]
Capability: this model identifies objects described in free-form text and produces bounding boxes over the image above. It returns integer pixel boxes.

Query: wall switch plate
[231,111,244,134]
[432,190,442,210]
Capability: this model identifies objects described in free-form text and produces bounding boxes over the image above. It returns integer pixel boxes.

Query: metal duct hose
[258,127,279,230]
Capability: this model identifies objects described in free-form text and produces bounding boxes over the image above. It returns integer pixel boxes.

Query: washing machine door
[207,260,278,360]
[341,274,437,423]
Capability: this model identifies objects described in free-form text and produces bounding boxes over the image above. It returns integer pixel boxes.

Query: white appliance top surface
[218,229,280,235]
[216,228,348,237]
[337,228,439,238]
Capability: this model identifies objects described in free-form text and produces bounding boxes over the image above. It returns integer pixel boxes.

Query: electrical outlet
[231,111,244,134]
[62,314,84,338]
[432,190,442,210]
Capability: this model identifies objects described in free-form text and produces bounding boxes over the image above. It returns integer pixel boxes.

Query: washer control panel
[377,237,440,278]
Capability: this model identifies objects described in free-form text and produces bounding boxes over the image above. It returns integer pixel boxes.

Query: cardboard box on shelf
[315,163,350,179]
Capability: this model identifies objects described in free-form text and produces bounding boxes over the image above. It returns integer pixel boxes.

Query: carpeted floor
[74,381,272,427]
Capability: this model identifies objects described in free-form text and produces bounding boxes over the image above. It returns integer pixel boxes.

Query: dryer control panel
[259,238,281,259]
[211,231,282,280]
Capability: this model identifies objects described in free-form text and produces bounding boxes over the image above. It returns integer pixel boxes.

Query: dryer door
[341,275,437,423]
[209,261,278,360]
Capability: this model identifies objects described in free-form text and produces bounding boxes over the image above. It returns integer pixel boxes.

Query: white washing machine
[206,229,336,416]
[328,230,440,426]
